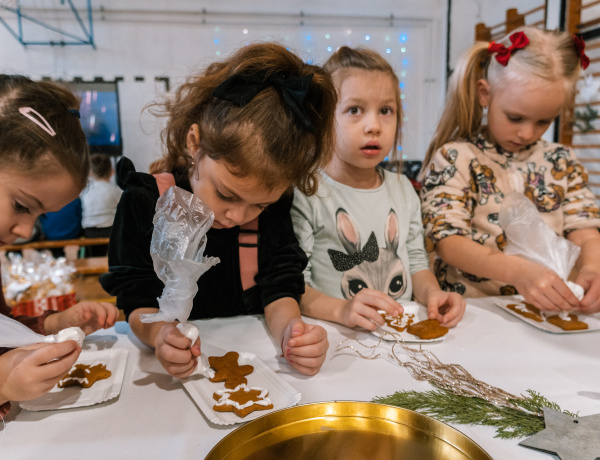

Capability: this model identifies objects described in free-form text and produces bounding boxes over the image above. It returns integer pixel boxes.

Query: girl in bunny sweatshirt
[292,47,465,331]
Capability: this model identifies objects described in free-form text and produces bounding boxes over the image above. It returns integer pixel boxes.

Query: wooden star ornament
[519,408,600,460]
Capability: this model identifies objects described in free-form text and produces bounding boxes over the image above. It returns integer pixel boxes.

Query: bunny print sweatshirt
[291,167,430,302]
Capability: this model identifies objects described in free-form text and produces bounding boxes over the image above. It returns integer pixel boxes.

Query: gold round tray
[206,401,493,460]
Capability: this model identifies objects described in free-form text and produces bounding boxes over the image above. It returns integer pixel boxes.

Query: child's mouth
[361,144,381,156]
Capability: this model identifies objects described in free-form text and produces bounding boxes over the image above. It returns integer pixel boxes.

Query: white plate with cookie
[20,348,128,411]
[181,344,301,426]
[494,296,600,334]
[372,302,449,343]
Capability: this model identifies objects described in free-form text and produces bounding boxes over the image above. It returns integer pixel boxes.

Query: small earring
[481,106,488,126]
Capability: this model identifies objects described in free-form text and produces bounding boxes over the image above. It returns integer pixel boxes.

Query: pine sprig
[373,389,576,439]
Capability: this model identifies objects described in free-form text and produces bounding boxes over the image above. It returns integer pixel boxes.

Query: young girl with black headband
[421,27,600,313]
[101,43,337,377]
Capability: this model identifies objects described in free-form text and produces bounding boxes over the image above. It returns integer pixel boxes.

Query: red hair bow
[573,35,590,70]
[488,31,530,66]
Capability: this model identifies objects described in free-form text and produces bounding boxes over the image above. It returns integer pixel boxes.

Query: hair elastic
[573,35,590,70]
[213,71,316,133]
[67,108,81,119]
[488,31,530,66]
[18,107,56,137]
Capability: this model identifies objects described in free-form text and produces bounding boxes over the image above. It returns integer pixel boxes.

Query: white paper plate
[20,348,128,411]
[182,344,301,426]
[494,296,600,334]
[372,301,447,343]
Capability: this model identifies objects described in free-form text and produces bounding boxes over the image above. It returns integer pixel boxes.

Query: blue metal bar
[0,1,95,47]
[0,16,21,42]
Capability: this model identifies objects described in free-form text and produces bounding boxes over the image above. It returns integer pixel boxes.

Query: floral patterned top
[420,134,600,298]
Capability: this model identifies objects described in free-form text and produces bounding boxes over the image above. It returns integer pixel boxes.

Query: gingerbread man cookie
[212,383,273,418]
[208,352,254,389]
[407,319,448,340]
[58,363,112,388]
[380,312,415,332]
[547,314,589,331]
[507,302,544,322]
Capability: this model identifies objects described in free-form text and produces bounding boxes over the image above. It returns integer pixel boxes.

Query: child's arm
[437,235,580,311]
[300,285,402,331]
[0,341,80,405]
[411,269,465,327]
[264,297,328,376]
[128,308,201,378]
[43,301,119,335]
[568,228,600,313]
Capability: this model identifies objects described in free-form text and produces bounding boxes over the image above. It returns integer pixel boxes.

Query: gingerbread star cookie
[547,314,589,331]
[212,384,273,417]
[208,352,254,389]
[407,319,448,340]
[507,302,544,322]
[58,363,112,388]
[380,311,415,332]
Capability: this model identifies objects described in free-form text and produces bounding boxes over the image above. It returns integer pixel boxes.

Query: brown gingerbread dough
[547,314,589,331]
[506,302,544,322]
[58,363,111,388]
[407,319,448,340]
[212,384,273,417]
[208,351,254,389]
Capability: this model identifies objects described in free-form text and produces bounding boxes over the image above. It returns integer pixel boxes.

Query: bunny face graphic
[327,208,407,300]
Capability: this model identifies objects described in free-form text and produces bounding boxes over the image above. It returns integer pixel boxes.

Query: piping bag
[499,192,584,319]
[0,315,84,348]
[139,186,219,377]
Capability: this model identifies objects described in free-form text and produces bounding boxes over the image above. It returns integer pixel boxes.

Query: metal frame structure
[0,0,95,48]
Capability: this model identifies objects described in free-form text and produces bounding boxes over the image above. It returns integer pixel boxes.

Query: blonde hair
[324,46,402,163]
[423,27,582,168]
[152,43,337,196]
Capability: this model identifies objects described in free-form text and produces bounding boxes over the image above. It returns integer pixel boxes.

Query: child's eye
[348,106,361,115]
[216,189,236,202]
[507,116,522,122]
[13,201,31,214]
[381,107,394,115]
[255,204,269,211]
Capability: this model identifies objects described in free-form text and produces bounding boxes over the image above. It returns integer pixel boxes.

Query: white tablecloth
[2,297,599,459]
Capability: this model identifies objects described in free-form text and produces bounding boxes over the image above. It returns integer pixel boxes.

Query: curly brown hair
[151,43,337,196]
[0,75,89,190]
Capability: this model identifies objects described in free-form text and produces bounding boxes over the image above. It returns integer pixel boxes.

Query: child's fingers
[287,325,327,348]
[285,351,326,375]
[357,290,402,316]
[102,302,119,327]
[30,341,78,366]
[287,359,322,376]
[441,306,463,327]
[166,360,198,378]
[38,347,80,381]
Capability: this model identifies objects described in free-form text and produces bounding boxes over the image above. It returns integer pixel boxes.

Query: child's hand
[49,301,119,335]
[339,288,402,331]
[281,318,328,376]
[154,323,201,379]
[426,290,465,327]
[511,262,579,312]
[575,267,600,314]
[0,341,80,403]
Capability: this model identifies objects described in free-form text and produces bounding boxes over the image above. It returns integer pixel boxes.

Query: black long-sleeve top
[99,158,307,321]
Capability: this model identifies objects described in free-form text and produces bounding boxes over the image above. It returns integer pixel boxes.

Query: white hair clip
[19,106,56,137]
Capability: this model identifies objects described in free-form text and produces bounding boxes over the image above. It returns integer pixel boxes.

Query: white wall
[0,0,448,171]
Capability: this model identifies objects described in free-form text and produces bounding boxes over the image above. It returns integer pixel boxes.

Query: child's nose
[364,113,381,135]
[225,205,246,226]
[517,123,534,141]
[12,218,35,240]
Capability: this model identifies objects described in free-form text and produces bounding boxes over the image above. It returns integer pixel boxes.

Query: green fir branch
[373,389,576,439]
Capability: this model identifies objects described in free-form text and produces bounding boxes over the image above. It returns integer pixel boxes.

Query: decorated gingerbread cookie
[213,384,273,417]
[380,312,415,332]
[547,314,589,331]
[507,302,544,322]
[407,319,448,340]
[58,363,111,388]
[208,352,254,389]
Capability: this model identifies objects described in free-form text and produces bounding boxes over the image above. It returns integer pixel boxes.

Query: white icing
[197,354,215,379]
[567,281,585,301]
[558,311,571,321]
[515,305,529,314]
[176,322,200,345]
[44,327,85,348]
[213,383,272,410]
[384,313,414,330]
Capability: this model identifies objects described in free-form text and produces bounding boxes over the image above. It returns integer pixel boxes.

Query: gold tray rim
[206,400,494,460]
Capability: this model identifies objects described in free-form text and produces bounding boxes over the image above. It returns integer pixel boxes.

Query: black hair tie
[213,71,315,133]
[67,108,81,118]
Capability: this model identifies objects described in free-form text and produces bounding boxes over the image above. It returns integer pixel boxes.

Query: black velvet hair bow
[327,232,380,272]
[212,71,315,133]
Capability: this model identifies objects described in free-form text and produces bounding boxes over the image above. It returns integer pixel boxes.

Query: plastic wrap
[139,186,219,324]
[498,192,583,303]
